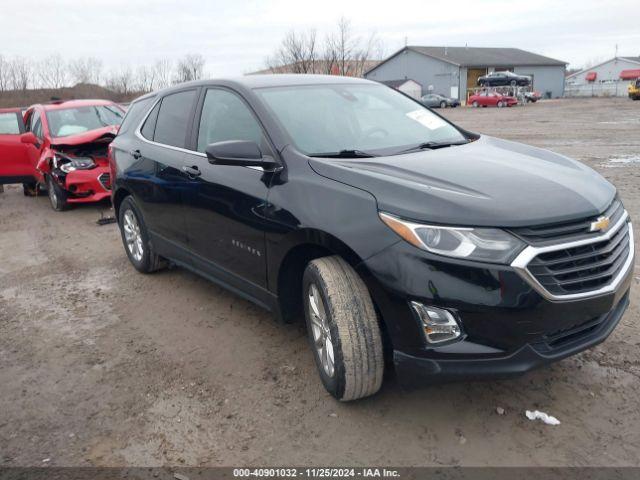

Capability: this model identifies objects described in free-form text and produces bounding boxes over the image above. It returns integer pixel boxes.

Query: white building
[565,56,640,97]
[379,79,423,99]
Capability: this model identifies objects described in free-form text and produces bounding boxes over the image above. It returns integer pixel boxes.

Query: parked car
[0,99,125,210]
[421,93,460,108]
[524,91,542,103]
[477,71,531,87]
[468,92,518,108]
[110,75,633,401]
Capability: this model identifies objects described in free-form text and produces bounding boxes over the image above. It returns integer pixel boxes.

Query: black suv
[478,71,531,87]
[110,75,634,401]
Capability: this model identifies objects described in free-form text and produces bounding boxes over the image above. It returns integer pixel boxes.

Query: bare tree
[106,65,134,94]
[69,57,103,85]
[267,29,318,73]
[134,64,157,92]
[38,54,68,89]
[153,59,172,89]
[0,55,9,92]
[8,57,32,91]
[174,54,205,84]
[265,18,379,77]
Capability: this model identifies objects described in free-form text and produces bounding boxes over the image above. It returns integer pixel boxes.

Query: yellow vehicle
[629,78,640,100]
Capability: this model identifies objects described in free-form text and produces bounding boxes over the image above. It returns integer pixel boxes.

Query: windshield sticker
[406,110,448,130]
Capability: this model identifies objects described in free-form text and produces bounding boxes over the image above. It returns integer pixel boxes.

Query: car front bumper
[358,225,635,387]
[393,291,629,387]
[62,166,111,204]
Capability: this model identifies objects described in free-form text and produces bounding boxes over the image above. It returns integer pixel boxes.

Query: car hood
[49,125,118,147]
[308,135,616,227]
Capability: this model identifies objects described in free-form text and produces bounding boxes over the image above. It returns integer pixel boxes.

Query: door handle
[182,165,201,178]
[130,149,142,159]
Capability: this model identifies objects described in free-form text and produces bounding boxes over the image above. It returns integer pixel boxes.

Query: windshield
[46,105,124,138]
[255,84,467,156]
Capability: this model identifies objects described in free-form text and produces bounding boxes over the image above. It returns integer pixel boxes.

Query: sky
[1,0,639,76]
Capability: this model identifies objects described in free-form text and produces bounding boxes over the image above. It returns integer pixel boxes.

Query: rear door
[126,89,199,262]
[0,109,34,184]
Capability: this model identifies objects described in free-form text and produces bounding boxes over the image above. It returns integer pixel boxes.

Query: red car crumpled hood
[49,125,119,147]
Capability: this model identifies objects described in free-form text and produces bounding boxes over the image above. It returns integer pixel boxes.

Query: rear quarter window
[0,112,21,134]
[153,90,197,148]
[118,96,155,135]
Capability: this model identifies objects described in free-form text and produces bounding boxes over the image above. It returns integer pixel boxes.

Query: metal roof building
[565,56,640,97]
[365,46,567,101]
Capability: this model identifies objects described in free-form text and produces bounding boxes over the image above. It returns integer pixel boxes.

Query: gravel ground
[0,97,638,467]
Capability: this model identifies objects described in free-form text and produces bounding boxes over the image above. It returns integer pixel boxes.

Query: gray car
[420,93,460,108]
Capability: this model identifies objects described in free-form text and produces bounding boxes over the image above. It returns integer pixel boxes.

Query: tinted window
[197,89,263,152]
[141,102,160,140]
[153,90,196,148]
[0,113,20,134]
[119,96,154,134]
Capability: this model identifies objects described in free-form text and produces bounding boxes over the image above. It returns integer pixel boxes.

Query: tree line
[263,17,384,77]
[0,53,206,94]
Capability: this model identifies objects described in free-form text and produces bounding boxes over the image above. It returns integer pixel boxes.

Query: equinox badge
[590,215,610,232]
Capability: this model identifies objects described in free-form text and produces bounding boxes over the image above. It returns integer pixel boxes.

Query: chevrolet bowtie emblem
[590,215,610,232]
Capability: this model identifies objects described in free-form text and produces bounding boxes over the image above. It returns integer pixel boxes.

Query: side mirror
[20,132,38,145]
[205,140,280,171]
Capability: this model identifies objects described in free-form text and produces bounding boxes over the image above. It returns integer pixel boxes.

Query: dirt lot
[1,97,639,467]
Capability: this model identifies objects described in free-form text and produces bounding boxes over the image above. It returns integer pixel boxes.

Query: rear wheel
[440,101,447,108]
[472,101,479,108]
[118,196,167,273]
[302,256,384,401]
[497,101,504,108]
[47,175,69,211]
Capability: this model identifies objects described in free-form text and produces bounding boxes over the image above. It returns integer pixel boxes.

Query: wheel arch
[273,228,366,324]
[112,186,132,220]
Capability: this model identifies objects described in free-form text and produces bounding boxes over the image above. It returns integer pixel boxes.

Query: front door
[182,87,272,297]
[0,109,33,184]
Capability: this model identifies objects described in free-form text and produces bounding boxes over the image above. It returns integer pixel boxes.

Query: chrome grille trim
[511,211,634,301]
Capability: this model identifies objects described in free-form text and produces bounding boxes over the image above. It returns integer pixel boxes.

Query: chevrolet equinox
[109,75,634,401]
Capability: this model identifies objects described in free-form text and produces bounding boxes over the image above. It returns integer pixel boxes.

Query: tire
[118,195,167,273]
[302,256,384,401]
[510,80,517,87]
[472,101,479,108]
[440,101,447,108]
[47,175,70,211]
[497,101,504,108]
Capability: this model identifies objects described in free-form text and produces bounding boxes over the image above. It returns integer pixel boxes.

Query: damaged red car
[0,99,124,210]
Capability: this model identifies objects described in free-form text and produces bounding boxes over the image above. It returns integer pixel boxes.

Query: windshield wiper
[396,140,469,155]
[308,149,378,158]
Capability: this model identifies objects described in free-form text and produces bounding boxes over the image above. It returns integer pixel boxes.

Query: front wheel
[472,101,479,108]
[118,196,167,273]
[47,175,69,211]
[440,101,447,108]
[303,256,384,401]
[497,101,504,108]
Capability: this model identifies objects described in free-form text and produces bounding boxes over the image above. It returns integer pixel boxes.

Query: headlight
[379,212,525,264]
[56,154,95,173]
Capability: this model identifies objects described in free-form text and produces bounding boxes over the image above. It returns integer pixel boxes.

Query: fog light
[410,302,462,344]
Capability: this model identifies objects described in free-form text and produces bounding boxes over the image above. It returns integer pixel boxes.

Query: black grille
[98,173,111,190]
[526,220,631,295]
[512,199,624,245]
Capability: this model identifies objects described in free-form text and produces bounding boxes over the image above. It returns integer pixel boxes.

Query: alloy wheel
[123,209,144,262]
[308,283,335,377]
